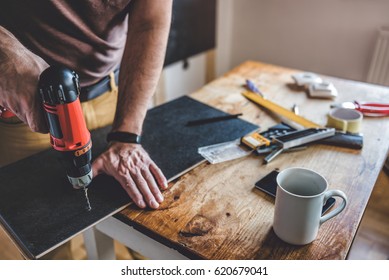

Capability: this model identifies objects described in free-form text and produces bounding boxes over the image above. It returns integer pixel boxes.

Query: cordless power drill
[0,66,93,189]
[38,66,93,189]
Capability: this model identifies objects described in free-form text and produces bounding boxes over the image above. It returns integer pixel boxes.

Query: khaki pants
[0,73,118,259]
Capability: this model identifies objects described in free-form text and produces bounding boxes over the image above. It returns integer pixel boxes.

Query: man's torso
[0,0,132,86]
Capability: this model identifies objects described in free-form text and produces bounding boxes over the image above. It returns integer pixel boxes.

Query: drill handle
[38,66,90,152]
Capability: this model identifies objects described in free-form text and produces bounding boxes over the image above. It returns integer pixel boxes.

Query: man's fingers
[120,175,146,209]
[35,110,49,133]
[150,163,168,190]
[91,158,105,177]
[24,104,49,133]
[131,169,160,209]
[141,167,164,204]
[112,172,146,209]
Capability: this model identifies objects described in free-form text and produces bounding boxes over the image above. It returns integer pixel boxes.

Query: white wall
[163,53,207,102]
[216,0,234,76]
[163,0,389,101]
[228,0,389,81]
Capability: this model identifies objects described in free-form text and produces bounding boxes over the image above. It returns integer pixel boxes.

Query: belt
[79,68,119,102]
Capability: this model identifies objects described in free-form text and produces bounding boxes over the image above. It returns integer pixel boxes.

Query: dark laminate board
[0,96,258,259]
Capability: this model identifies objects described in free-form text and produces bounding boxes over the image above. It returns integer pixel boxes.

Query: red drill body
[42,100,90,152]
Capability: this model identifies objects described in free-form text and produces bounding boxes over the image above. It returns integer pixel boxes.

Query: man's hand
[0,26,49,133]
[92,142,168,209]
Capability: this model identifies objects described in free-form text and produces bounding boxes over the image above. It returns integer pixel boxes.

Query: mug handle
[320,190,347,225]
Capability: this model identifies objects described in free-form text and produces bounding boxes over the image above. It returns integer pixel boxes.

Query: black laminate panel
[141,96,258,180]
[0,96,258,259]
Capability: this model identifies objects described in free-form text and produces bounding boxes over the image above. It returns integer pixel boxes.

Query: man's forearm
[0,26,31,106]
[0,26,48,132]
[0,26,45,101]
[112,0,172,134]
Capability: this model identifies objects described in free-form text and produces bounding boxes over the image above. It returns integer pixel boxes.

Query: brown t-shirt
[0,0,131,86]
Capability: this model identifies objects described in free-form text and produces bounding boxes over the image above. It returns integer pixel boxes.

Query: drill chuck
[68,170,93,189]
[60,142,93,189]
[38,66,93,189]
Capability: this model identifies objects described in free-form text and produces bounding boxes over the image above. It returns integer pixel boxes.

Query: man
[0,0,172,258]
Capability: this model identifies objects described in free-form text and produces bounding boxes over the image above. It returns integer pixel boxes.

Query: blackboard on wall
[164,0,216,67]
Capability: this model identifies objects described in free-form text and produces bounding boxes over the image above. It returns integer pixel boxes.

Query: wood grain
[117,61,389,259]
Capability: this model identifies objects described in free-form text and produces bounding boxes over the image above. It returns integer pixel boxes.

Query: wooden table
[86,61,389,260]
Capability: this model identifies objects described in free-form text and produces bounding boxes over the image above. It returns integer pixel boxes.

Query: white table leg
[83,226,116,260]
[95,217,189,260]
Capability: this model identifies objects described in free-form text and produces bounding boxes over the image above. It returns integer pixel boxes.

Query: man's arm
[0,26,48,132]
[92,0,172,209]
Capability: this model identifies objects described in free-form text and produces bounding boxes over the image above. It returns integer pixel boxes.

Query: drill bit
[82,186,92,211]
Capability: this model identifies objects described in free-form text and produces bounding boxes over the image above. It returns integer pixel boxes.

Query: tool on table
[326,107,363,134]
[198,121,298,164]
[240,119,301,148]
[199,78,362,165]
[186,113,243,126]
[242,90,322,128]
[319,132,363,149]
[244,80,306,130]
[256,123,295,141]
[242,85,320,163]
[272,128,335,149]
[263,128,335,164]
[242,123,335,163]
[198,139,253,164]
[242,80,365,155]
[38,66,93,192]
[241,130,271,150]
[259,119,363,150]
[254,123,307,154]
[292,104,299,115]
[244,79,264,97]
[331,101,389,117]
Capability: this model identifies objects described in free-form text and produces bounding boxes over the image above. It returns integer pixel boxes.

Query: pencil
[186,113,243,126]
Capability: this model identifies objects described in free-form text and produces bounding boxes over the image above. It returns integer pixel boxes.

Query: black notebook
[0,96,258,259]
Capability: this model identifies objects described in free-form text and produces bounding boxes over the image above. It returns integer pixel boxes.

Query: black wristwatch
[106,131,142,144]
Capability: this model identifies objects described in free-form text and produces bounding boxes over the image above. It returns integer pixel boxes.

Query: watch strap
[106,131,142,144]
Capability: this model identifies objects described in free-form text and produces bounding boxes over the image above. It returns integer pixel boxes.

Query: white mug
[273,167,347,245]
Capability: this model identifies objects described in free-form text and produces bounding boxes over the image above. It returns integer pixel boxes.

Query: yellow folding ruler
[241,131,271,149]
[242,90,322,128]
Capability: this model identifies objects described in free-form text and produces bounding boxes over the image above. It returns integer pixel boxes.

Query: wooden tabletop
[116,61,389,260]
